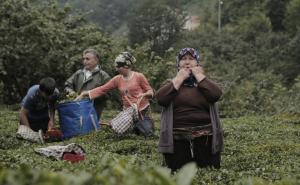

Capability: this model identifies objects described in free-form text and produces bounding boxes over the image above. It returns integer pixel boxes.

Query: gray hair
[83,48,100,62]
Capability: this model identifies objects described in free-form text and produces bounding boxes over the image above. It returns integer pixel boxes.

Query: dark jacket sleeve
[156,81,178,107]
[197,78,223,103]
[101,70,111,84]
[64,71,79,94]
[100,70,112,100]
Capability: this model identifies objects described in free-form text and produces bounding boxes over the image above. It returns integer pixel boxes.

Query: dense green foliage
[1,0,299,116]
[128,0,185,55]
[58,0,189,34]
[0,0,115,104]
[0,108,299,184]
[176,0,300,116]
[1,0,299,184]
[59,0,139,33]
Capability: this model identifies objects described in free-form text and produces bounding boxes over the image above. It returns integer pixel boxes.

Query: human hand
[176,68,191,81]
[137,93,145,99]
[191,66,206,82]
[68,91,76,97]
[191,66,204,75]
[75,91,89,101]
[65,88,76,96]
[47,127,53,131]
[66,91,78,100]
[47,120,54,131]
[68,91,76,95]
[172,68,191,90]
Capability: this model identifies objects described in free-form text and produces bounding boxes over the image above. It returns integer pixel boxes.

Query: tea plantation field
[0,107,299,185]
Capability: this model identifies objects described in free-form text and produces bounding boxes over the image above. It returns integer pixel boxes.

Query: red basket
[62,152,85,163]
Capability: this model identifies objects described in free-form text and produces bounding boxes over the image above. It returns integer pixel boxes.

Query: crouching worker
[17,77,59,143]
[76,52,155,137]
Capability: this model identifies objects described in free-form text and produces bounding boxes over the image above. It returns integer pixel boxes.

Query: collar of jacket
[80,66,102,85]
[82,65,101,74]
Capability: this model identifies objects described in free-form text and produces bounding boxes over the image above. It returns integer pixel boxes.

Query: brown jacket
[156,78,224,154]
[157,102,224,154]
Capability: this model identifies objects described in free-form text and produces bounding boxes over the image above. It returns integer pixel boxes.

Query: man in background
[64,48,111,119]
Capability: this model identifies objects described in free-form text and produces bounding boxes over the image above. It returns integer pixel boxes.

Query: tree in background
[177,0,300,116]
[284,0,300,36]
[221,0,266,26]
[0,0,113,104]
[128,0,185,55]
[284,29,300,83]
[266,0,290,32]
[59,0,139,33]
[1,0,300,116]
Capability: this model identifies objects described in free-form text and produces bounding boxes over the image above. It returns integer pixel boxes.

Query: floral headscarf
[176,47,201,68]
[176,47,201,87]
[114,52,136,68]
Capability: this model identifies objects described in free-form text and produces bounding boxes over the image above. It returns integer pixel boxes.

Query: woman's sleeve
[138,73,152,91]
[197,78,223,103]
[155,81,178,107]
[89,76,118,100]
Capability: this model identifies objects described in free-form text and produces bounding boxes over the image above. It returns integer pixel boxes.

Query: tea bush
[0,107,299,185]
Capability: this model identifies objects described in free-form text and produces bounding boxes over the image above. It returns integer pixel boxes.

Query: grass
[0,107,299,185]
